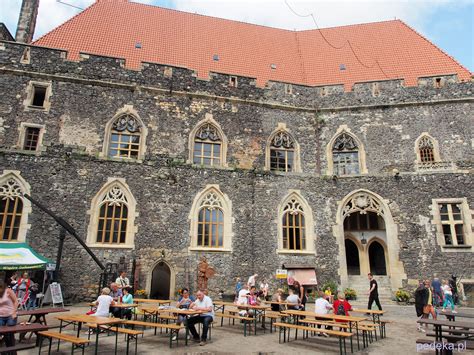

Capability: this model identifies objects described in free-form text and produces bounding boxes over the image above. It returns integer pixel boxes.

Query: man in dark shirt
[368,273,382,310]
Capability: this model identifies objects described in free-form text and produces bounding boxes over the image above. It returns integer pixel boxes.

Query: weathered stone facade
[0,41,473,301]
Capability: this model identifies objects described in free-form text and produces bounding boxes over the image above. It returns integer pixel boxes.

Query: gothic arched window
[108,114,142,159]
[197,192,224,248]
[282,198,306,250]
[418,135,435,163]
[0,179,24,241]
[270,131,295,172]
[0,171,31,242]
[332,133,360,176]
[87,178,137,248]
[193,123,222,166]
[189,185,233,251]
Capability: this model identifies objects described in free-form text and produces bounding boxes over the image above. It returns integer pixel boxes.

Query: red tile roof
[34,0,472,90]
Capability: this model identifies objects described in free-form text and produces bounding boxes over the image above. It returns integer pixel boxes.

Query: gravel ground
[16,300,473,354]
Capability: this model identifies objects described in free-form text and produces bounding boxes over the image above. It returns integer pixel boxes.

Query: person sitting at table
[315,291,333,336]
[270,289,283,311]
[324,287,334,303]
[286,287,302,310]
[187,289,214,346]
[333,292,352,319]
[93,287,115,317]
[0,280,18,348]
[121,287,134,320]
[109,282,123,318]
[115,271,131,291]
[172,288,196,341]
[237,284,249,305]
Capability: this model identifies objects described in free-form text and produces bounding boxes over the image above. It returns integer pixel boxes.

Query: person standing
[234,278,242,301]
[16,272,31,307]
[0,280,18,348]
[247,274,258,288]
[115,271,131,290]
[367,273,382,310]
[414,280,427,332]
[449,275,459,305]
[293,280,306,310]
[431,276,443,308]
[259,279,269,300]
[187,290,214,346]
[441,280,456,313]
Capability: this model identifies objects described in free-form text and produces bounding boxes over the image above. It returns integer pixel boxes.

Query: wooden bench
[87,324,143,355]
[37,331,90,354]
[124,320,184,348]
[0,343,36,354]
[265,312,288,333]
[215,312,256,336]
[274,322,353,355]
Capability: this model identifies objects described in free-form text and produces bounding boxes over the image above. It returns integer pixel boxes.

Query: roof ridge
[33,1,98,44]
[299,19,402,33]
[397,20,472,78]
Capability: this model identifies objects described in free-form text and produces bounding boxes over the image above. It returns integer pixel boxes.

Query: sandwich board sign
[276,269,288,279]
[43,282,64,307]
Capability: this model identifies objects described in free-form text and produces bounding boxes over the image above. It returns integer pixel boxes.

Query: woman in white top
[93,287,115,317]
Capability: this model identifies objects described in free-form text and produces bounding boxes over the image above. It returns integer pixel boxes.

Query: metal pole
[54,228,66,282]
[22,193,105,270]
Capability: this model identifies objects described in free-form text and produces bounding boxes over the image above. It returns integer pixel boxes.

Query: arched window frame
[0,171,31,243]
[326,125,367,176]
[265,123,301,173]
[415,133,440,164]
[86,178,138,249]
[188,185,233,252]
[276,190,315,255]
[188,114,228,168]
[101,105,148,162]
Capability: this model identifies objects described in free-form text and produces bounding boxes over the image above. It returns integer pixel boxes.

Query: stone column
[15,0,40,43]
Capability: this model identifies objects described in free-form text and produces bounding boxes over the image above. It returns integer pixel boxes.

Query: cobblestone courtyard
[19,301,473,354]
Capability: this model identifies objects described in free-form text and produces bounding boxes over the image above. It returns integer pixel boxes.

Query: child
[27,282,39,310]
[333,292,352,320]
[441,280,456,313]
[93,287,115,317]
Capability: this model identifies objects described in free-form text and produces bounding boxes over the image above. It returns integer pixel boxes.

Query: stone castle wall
[0,41,473,300]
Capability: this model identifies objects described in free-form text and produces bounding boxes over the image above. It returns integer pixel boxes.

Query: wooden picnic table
[134,298,172,305]
[263,300,299,311]
[17,307,70,326]
[283,309,367,352]
[57,314,124,355]
[352,308,386,335]
[440,310,474,322]
[417,318,474,355]
[0,323,49,353]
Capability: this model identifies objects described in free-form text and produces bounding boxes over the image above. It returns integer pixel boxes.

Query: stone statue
[197,257,215,291]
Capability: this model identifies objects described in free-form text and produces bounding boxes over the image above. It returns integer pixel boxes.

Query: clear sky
[1,0,472,72]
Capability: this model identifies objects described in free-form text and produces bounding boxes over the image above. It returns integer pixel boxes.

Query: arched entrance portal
[369,241,387,275]
[334,189,407,291]
[150,261,171,300]
[345,239,360,275]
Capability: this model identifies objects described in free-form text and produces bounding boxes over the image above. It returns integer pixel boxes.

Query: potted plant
[344,288,357,300]
[395,289,410,304]
[135,289,148,299]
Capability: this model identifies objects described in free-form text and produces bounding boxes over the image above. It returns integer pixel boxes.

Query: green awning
[0,242,52,270]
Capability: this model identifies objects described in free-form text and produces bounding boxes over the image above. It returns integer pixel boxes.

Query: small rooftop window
[213,54,219,61]
[271,64,277,69]
[135,42,142,49]
[339,64,346,71]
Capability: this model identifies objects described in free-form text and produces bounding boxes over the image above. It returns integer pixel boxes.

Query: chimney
[15,0,40,43]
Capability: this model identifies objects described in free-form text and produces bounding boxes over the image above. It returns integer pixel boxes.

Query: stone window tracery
[0,179,24,241]
[282,198,306,250]
[189,185,233,251]
[193,123,222,166]
[87,178,137,248]
[270,131,295,172]
[332,133,360,176]
[0,171,31,242]
[108,114,142,159]
[418,136,435,163]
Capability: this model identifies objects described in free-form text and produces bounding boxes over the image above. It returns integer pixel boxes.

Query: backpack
[336,301,346,316]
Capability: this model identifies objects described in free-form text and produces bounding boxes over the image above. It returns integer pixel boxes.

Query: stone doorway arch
[344,237,361,275]
[148,259,176,300]
[334,189,406,290]
[368,239,387,275]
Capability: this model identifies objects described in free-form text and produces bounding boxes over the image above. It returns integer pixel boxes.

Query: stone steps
[347,276,394,302]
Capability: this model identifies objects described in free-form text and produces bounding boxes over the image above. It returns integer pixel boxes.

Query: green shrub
[395,289,410,302]
[344,288,357,300]
[321,281,338,295]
